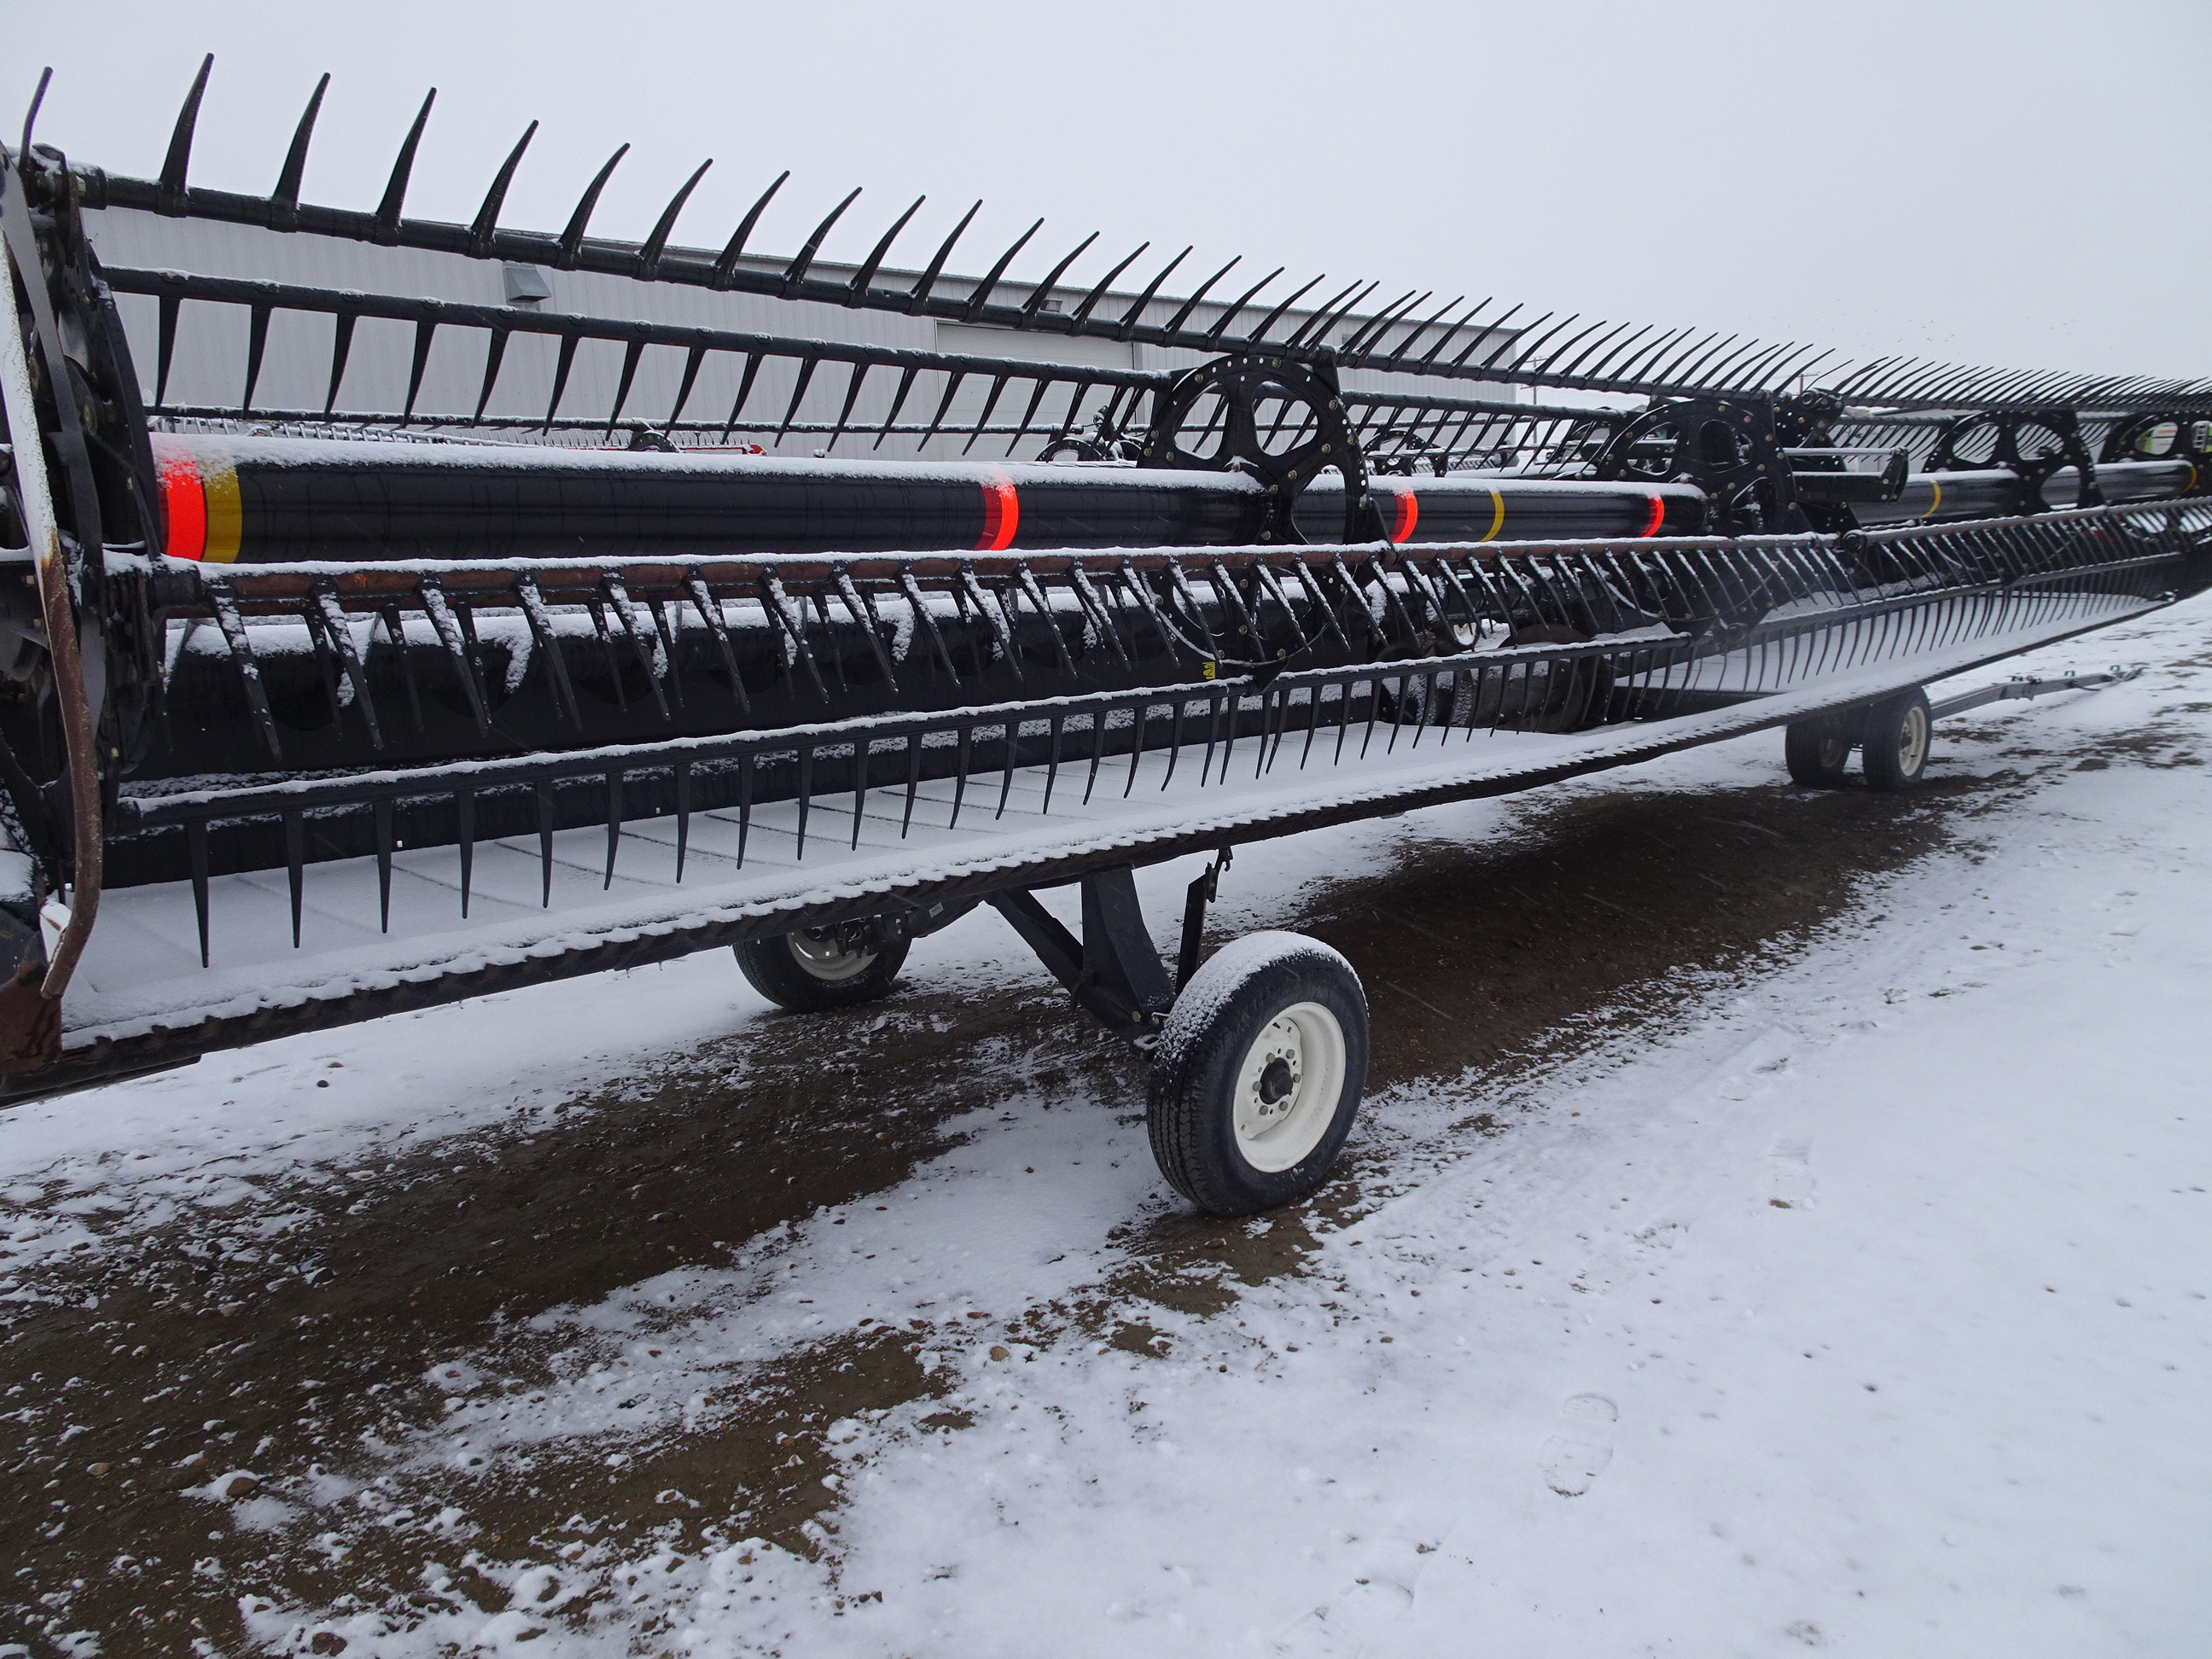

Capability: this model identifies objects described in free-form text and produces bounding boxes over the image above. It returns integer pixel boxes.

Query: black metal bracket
[988,864,1177,1048]
[1138,353,1378,544]
[1176,846,1232,990]
[1929,408,2102,510]
[1592,394,1809,535]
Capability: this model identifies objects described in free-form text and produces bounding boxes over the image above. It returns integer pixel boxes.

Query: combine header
[1,59,2204,1214]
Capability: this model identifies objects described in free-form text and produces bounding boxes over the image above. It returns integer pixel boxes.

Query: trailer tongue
[0,59,2205,1214]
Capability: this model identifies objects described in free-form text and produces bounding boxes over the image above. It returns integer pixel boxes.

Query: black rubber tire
[1146,933,1370,1217]
[1784,718,1855,789]
[1860,688,1932,791]
[733,928,909,1013]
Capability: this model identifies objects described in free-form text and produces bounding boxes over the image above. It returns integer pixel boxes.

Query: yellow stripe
[1481,487,1505,543]
[198,443,242,563]
[1924,478,1941,521]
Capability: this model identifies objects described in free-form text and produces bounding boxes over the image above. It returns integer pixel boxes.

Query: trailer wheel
[1784,719,1854,788]
[1860,688,1932,791]
[734,928,909,1012]
[1147,933,1369,1217]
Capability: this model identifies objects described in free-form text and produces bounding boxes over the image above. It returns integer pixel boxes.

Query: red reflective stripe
[152,436,207,560]
[1638,494,1666,538]
[976,474,1019,551]
[1388,489,1419,544]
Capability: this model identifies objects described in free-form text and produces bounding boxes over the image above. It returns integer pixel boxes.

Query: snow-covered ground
[5,602,2208,1658]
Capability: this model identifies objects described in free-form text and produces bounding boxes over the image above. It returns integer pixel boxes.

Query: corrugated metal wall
[89,206,1520,463]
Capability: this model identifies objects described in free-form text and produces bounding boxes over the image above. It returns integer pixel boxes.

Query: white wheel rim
[787,929,878,983]
[1896,705,1929,774]
[1231,1001,1348,1173]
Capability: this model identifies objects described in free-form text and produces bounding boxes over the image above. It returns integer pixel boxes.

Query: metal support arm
[988,865,1177,1047]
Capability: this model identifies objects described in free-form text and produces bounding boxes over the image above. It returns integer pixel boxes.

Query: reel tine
[473,326,509,422]
[416,577,491,736]
[159,55,214,208]
[1071,242,1149,324]
[373,799,393,933]
[782,187,863,294]
[961,218,1045,320]
[535,782,556,905]
[188,821,212,967]
[714,171,790,286]
[834,563,898,693]
[370,602,423,734]
[684,571,751,718]
[674,760,692,882]
[736,753,754,866]
[404,319,436,421]
[824,360,870,453]
[1342,290,1423,357]
[311,581,381,749]
[666,343,708,433]
[241,305,271,414]
[640,158,713,278]
[722,354,764,439]
[20,65,49,159]
[544,333,580,428]
[155,294,180,407]
[602,771,621,888]
[1161,257,1242,337]
[515,573,584,732]
[557,144,630,268]
[1018,231,1099,322]
[1005,374,1064,458]
[908,200,982,311]
[1015,562,1074,676]
[323,311,357,417]
[1205,267,1284,345]
[1252,561,1310,655]
[1067,562,1128,666]
[846,195,925,306]
[899,568,958,680]
[775,355,821,443]
[607,339,646,434]
[917,370,969,451]
[1284,279,1366,349]
[470,122,538,254]
[457,788,475,916]
[602,574,671,720]
[271,73,330,218]
[960,375,1010,455]
[959,562,1020,683]
[1114,246,1191,341]
[1288,556,1345,648]
[207,585,283,760]
[871,364,920,450]
[373,89,438,239]
[796,745,813,857]
[761,571,829,701]
[1246,271,1328,346]
[283,810,306,946]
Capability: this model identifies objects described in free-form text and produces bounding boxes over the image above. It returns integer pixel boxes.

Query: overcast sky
[7,0,2207,387]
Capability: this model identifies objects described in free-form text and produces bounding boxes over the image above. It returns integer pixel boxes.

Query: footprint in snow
[1767,1138,1815,1210]
[1539,1393,1617,1496]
